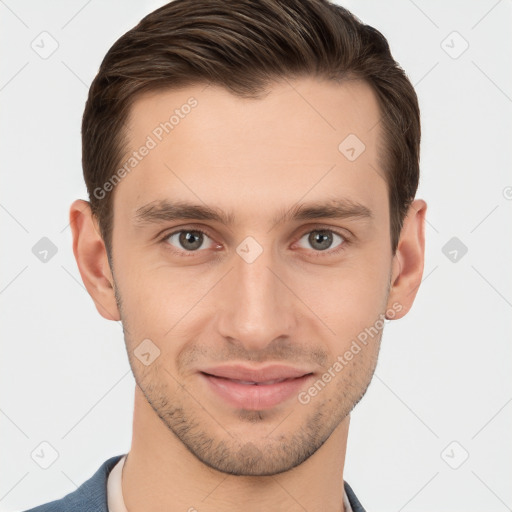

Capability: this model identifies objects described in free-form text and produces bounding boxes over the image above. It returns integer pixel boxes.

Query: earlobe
[69,199,121,321]
[386,199,427,319]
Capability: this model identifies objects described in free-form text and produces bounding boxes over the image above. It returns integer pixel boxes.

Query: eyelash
[158,226,352,258]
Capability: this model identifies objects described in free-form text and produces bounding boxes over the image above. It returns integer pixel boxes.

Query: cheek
[300,255,390,337]
[115,255,212,343]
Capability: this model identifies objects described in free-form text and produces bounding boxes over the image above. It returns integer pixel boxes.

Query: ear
[386,199,427,319]
[69,199,121,321]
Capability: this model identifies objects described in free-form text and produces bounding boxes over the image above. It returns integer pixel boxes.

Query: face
[88,77,413,476]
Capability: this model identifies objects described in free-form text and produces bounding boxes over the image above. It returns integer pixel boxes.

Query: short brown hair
[82,0,420,258]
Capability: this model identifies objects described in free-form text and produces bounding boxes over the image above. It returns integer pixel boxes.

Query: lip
[198,364,315,410]
[199,363,313,382]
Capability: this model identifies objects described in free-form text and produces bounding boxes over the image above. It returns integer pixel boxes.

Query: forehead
[114,77,386,226]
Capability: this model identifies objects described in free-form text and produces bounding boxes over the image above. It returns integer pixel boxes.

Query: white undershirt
[107,455,128,512]
[107,454,353,512]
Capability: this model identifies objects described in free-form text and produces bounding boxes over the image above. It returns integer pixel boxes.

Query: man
[25,0,426,510]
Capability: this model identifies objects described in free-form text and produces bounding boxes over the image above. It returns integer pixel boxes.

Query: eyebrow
[133,198,373,228]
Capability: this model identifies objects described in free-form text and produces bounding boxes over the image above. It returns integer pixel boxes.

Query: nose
[216,240,298,353]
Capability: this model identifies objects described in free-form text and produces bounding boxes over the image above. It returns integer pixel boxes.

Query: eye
[296,229,346,254]
[163,229,217,253]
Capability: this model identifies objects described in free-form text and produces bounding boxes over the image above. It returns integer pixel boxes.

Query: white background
[1,1,511,511]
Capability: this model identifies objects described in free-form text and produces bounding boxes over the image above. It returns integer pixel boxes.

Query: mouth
[198,365,315,410]
[201,373,309,385]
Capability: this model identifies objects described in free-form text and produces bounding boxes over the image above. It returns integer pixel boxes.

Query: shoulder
[22,454,124,512]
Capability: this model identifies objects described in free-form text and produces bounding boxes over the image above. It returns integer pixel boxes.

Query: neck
[122,385,350,512]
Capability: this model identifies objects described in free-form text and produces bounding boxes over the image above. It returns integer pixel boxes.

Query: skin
[70,77,426,512]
